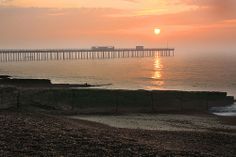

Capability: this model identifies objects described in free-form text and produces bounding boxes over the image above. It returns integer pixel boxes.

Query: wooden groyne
[0,88,234,114]
[0,48,175,62]
[0,76,110,88]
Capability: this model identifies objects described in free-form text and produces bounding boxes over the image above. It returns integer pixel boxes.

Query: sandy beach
[0,111,235,157]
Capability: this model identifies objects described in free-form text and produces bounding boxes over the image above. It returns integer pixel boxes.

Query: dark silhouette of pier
[0,48,175,62]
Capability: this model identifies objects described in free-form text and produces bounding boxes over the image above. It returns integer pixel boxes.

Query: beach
[0,111,235,157]
[0,78,236,156]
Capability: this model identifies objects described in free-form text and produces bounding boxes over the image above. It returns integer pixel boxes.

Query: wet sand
[71,114,236,133]
[0,111,235,157]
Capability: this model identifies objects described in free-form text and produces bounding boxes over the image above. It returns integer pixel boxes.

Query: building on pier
[136,46,144,50]
[91,46,115,51]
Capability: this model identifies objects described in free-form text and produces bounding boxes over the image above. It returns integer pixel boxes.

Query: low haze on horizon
[0,0,236,54]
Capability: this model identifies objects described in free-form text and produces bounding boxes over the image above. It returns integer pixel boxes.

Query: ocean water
[0,54,236,115]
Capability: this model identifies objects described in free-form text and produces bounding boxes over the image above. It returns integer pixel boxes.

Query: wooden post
[16,90,20,110]
[115,94,119,114]
[151,92,154,112]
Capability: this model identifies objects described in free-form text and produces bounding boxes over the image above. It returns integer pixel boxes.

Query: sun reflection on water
[151,57,164,88]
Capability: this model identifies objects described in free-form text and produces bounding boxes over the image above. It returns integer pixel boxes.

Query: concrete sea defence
[0,87,234,114]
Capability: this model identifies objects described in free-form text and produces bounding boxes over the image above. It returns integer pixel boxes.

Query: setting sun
[154,28,161,35]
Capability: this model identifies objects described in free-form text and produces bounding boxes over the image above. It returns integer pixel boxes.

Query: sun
[154,28,161,35]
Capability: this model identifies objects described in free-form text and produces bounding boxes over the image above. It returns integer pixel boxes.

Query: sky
[0,0,236,54]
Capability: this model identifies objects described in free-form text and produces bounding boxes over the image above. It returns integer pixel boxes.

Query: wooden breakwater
[0,77,110,88]
[0,87,18,109]
[0,88,234,114]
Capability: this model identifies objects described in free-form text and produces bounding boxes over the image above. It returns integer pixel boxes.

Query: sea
[0,53,236,116]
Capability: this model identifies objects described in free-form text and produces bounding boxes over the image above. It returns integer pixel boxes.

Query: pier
[0,48,175,62]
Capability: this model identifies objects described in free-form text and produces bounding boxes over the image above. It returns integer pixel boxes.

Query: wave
[210,103,236,116]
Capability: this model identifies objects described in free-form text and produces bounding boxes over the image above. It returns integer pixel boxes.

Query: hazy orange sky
[0,0,236,53]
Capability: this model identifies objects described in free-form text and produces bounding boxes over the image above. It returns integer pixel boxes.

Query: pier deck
[0,48,175,62]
